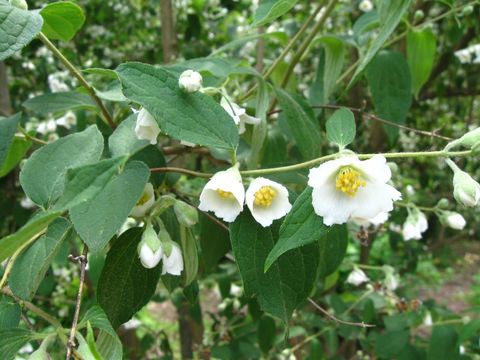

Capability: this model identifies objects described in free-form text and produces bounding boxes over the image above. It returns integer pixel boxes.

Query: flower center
[216,189,234,199]
[136,192,150,206]
[335,167,366,197]
[254,186,276,207]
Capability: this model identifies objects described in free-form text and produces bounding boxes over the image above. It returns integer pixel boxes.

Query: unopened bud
[414,10,424,21]
[178,70,203,93]
[462,5,474,16]
[10,0,28,10]
[445,127,480,150]
[138,223,162,269]
[436,198,449,209]
[438,211,466,230]
[174,200,198,227]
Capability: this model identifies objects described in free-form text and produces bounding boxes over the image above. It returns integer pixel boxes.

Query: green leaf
[0,328,35,360]
[53,156,128,212]
[0,1,43,61]
[316,36,346,102]
[428,326,459,360]
[199,214,230,274]
[366,51,412,141]
[80,306,123,359]
[319,225,348,276]
[0,300,20,329]
[349,0,411,86]
[20,125,104,208]
[376,330,410,359]
[247,78,269,169]
[325,107,356,148]
[252,0,298,26]
[23,91,97,116]
[0,210,62,263]
[230,211,319,323]
[179,227,199,287]
[40,1,85,41]
[9,218,72,300]
[116,62,239,150]
[97,228,161,328]
[0,113,20,169]
[258,315,276,354]
[0,137,32,178]
[108,114,149,157]
[275,88,321,160]
[407,28,436,97]
[70,160,150,253]
[265,188,331,271]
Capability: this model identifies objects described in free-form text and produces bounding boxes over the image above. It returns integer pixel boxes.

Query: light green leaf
[23,91,97,116]
[20,125,104,208]
[407,28,436,97]
[97,228,161,328]
[325,107,356,148]
[253,0,298,26]
[9,218,72,300]
[0,300,20,329]
[209,31,288,56]
[316,36,346,102]
[0,113,20,169]
[230,211,319,323]
[0,1,43,61]
[40,1,85,41]
[0,210,62,263]
[275,88,321,160]
[264,188,331,271]
[180,227,199,287]
[248,79,269,169]
[70,161,150,253]
[349,0,411,86]
[0,137,32,178]
[108,114,149,157]
[0,328,35,360]
[54,156,128,212]
[366,51,412,141]
[116,62,239,150]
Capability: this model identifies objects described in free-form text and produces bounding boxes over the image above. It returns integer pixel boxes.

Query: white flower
[134,108,160,145]
[139,242,163,268]
[162,242,184,276]
[20,196,36,209]
[423,312,433,326]
[402,209,428,241]
[307,155,401,226]
[130,183,155,218]
[346,268,369,286]
[352,211,389,227]
[359,0,373,12]
[245,177,291,227]
[37,119,57,134]
[178,69,203,93]
[55,111,77,129]
[198,164,245,222]
[383,266,399,291]
[221,97,261,134]
[440,211,466,230]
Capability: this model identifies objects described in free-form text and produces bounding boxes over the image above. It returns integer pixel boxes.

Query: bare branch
[307,297,375,328]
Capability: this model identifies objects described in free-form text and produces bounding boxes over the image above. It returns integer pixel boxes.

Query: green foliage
[316,36,346,103]
[108,114,149,157]
[407,28,437,97]
[23,91,97,116]
[0,0,43,60]
[325,107,356,148]
[253,0,298,26]
[0,328,35,360]
[40,1,85,41]
[0,300,20,329]
[428,326,459,360]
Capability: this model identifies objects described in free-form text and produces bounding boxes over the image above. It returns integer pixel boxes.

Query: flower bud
[10,0,28,10]
[138,223,163,269]
[414,9,424,21]
[462,5,474,16]
[346,268,369,286]
[453,169,480,207]
[445,127,480,150]
[134,108,160,145]
[436,198,449,209]
[173,200,198,227]
[162,242,184,276]
[438,211,466,230]
[359,0,373,12]
[178,70,203,93]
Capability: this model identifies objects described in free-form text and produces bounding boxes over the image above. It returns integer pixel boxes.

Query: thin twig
[38,33,116,129]
[307,297,375,328]
[150,166,213,178]
[66,247,88,360]
[17,125,48,145]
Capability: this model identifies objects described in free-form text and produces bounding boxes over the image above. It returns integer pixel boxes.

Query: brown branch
[0,61,12,116]
[66,247,88,360]
[160,0,177,63]
[307,298,375,328]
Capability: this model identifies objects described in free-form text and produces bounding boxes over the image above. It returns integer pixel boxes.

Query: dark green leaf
[349,0,411,85]
[40,1,85,41]
[265,188,331,271]
[116,62,239,150]
[20,125,104,208]
[428,326,459,360]
[70,161,149,252]
[0,328,35,360]
[199,214,230,274]
[0,2,43,61]
[253,0,298,26]
[325,108,356,148]
[23,91,97,116]
[319,224,348,276]
[0,113,20,169]
[97,228,161,328]
[9,218,72,300]
[258,315,276,354]
[375,330,410,359]
[230,211,319,323]
[366,51,412,141]
[0,300,20,329]
[275,88,321,160]
[407,28,436,97]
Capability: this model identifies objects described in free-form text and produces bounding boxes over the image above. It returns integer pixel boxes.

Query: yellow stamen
[217,189,234,199]
[136,192,150,206]
[254,186,276,207]
[335,167,366,196]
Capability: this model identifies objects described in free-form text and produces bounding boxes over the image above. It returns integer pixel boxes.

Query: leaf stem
[38,33,116,129]
[17,125,48,145]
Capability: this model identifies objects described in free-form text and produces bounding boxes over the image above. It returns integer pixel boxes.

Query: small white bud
[134,108,160,145]
[346,268,369,286]
[9,0,28,10]
[359,0,373,12]
[438,211,466,230]
[178,69,203,93]
[138,223,163,269]
[447,160,480,207]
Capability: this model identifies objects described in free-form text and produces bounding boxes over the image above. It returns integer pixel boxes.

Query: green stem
[38,33,116,129]
[17,125,47,145]
[395,201,436,212]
